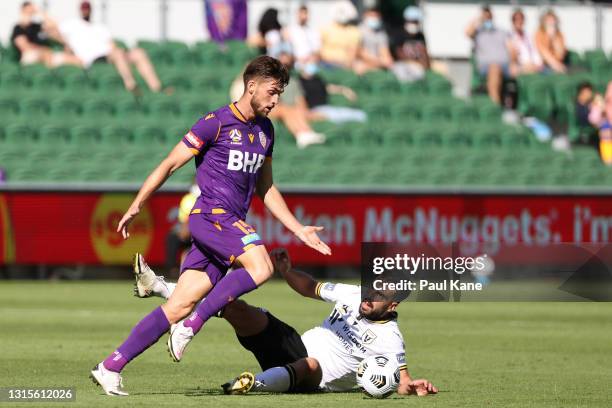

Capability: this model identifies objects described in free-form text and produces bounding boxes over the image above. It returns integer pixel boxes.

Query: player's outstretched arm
[256,160,331,256]
[270,248,321,300]
[397,369,438,396]
[117,142,194,239]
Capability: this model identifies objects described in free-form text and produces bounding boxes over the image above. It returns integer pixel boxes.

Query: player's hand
[408,379,438,396]
[270,248,292,275]
[116,206,140,240]
[295,226,332,256]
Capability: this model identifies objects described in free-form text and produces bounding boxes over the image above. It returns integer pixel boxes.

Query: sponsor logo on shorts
[230,129,242,145]
[185,131,203,149]
[241,233,261,245]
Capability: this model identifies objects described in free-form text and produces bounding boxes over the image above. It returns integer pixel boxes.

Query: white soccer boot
[90,363,128,396]
[133,253,172,298]
[167,320,194,362]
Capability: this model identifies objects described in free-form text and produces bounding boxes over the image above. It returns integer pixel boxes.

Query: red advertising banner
[0,191,611,266]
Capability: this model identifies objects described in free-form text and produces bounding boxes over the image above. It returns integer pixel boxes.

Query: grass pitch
[1,280,611,407]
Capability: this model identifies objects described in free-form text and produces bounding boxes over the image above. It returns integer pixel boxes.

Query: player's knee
[163,298,197,323]
[291,358,322,389]
[247,262,273,285]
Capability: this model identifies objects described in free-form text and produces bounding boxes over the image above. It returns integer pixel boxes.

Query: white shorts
[301,327,356,392]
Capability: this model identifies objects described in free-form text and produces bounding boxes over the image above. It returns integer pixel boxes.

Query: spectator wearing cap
[48,1,165,93]
[466,6,514,104]
[534,9,567,73]
[509,9,543,74]
[10,1,81,67]
[354,7,393,75]
[319,1,361,70]
[388,6,430,83]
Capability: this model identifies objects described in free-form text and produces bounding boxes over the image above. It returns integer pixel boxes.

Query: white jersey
[301,283,407,392]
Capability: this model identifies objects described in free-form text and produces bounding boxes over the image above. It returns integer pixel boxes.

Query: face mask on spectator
[405,22,420,34]
[31,13,43,24]
[482,20,494,31]
[365,17,381,30]
[303,62,319,76]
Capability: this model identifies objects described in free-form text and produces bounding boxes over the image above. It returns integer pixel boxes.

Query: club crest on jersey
[230,129,242,145]
[363,329,377,344]
[248,133,255,143]
[259,132,267,149]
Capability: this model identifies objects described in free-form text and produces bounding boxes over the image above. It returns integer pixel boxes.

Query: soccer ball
[356,355,400,398]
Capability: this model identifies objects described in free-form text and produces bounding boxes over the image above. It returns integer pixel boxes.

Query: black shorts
[236,311,308,371]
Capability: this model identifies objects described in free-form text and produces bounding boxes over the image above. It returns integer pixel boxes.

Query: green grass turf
[0,280,611,407]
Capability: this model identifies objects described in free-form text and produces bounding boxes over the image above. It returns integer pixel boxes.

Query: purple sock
[184,268,257,334]
[103,306,169,373]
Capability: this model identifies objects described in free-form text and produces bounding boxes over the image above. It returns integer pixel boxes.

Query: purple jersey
[182,103,275,219]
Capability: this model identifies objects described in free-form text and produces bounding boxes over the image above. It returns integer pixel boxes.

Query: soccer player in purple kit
[90,56,332,396]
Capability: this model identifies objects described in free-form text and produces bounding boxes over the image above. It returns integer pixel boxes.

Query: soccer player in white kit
[133,248,437,396]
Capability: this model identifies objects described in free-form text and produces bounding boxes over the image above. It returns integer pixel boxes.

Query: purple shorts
[180,209,264,284]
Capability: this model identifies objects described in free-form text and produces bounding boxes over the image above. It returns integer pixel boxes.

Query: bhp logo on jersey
[227,150,265,173]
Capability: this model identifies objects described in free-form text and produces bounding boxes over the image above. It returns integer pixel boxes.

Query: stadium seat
[39,124,71,145]
[50,97,82,117]
[82,99,115,117]
[20,97,50,116]
[70,125,102,145]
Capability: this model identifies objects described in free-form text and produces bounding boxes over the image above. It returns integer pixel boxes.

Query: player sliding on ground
[132,249,438,396]
[90,56,331,396]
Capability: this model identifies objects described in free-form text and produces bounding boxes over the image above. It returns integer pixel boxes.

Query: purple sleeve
[265,121,275,158]
[182,113,221,154]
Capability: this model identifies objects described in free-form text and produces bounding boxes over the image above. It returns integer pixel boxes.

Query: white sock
[153,280,176,299]
[252,366,293,392]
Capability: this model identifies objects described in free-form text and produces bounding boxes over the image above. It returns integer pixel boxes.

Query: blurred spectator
[379,0,415,30]
[574,81,598,146]
[534,10,567,73]
[286,4,321,68]
[10,2,81,68]
[509,9,543,75]
[576,82,595,128]
[388,6,430,82]
[319,1,361,70]
[297,66,367,124]
[166,184,199,276]
[466,6,513,104]
[204,0,247,44]
[588,82,612,165]
[249,8,283,56]
[354,7,393,75]
[52,1,165,93]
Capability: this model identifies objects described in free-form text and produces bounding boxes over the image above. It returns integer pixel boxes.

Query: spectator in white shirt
[287,5,321,68]
[55,1,163,93]
[509,9,543,75]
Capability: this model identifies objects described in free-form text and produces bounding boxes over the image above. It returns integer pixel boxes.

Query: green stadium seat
[70,125,101,145]
[132,124,167,145]
[0,96,19,117]
[5,123,36,144]
[50,97,82,117]
[82,99,114,117]
[39,124,71,145]
[20,97,50,116]
[100,125,134,145]
[147,97,181,118]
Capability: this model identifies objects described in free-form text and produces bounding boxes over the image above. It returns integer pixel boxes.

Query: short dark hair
[21,1,32,9]
[243,55,290,88]
[577,81,593,94]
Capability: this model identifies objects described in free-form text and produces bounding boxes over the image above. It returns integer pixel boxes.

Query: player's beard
[359,303,390,321]
[251,95,271,117]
